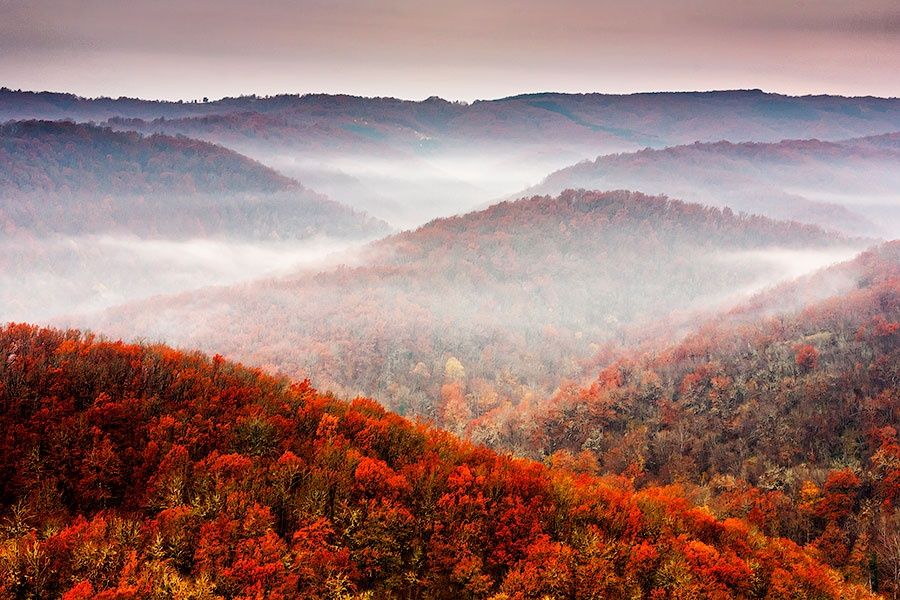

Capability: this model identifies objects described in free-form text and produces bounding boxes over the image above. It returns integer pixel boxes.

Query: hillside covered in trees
[3,3,899,597]
[525,136,900,237]
[0,120,389,322]
[86,190,865,434]
[0,323,879,599]
[5,88,900,227]
[516,241,900,596]
[0,120,387,239]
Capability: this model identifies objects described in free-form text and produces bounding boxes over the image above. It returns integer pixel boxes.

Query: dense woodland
[0,120,387,239]
[513,242,900,595]
[1,87,898,598]
[527,136,900,237]
[89,190,862,433]
[0,323,880,599]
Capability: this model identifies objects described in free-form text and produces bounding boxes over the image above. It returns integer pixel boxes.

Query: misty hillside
[525,135,900,237]
[0,120,391,322]
[521,242,900,588]
[83,190,865,434]
[5,88,900,227]
[0,120,388,239]
[842,130,900,152]
[0,323,875,599]
[535,240,900,469]
[1,119,293,195]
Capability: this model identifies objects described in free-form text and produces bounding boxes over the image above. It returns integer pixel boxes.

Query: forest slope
[0,120,387,239]
[0,120,389,322]
[85,190,865,433]
[525,135,900,237]
[0,323,877,599]
[524,242,900,596]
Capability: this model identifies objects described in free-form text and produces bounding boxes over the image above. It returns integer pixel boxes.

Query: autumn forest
[1,3,900,597]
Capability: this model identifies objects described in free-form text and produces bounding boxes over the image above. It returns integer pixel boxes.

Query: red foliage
[0,324,874,598]
[794,343,819,372]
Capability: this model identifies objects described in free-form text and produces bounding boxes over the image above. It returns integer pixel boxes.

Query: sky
[1,0,899,101]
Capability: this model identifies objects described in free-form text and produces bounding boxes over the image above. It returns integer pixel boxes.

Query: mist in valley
[699,246,866,308]
[186,141,605,229]
[1,94,897,426]
[527,137,900,237]
[2,1,900,592]
[1,234,367,323]
[72,190,875,438]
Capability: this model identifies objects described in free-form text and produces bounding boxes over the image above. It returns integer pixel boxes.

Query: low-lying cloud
[0,234,365,324]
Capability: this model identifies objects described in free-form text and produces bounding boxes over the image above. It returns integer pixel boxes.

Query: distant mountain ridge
[0,119,388,239]
[524,133,900,236]
[7,87,897,227]
[4,88,900,147]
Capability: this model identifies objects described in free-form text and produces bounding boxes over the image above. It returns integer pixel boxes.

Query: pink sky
[2,0,898,100]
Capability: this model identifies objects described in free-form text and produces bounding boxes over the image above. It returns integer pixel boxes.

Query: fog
[0,234,366,323]
[1,93,897,432]
[528,142,900,237]
[75,186,874,429]
[267,142,900,236]
[702,246,866,307]
[262,146,588,228]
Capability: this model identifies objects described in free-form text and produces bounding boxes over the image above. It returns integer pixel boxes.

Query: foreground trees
[0,324,875,598]
[531,241,900,597]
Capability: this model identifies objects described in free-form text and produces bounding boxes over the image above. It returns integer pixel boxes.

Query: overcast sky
[2,0,898,101]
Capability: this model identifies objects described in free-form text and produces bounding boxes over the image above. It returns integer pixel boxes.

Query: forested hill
[526,241,900,596]
[86,190,864,433]
[525,135,900,236]
[0,120,388,240]
[1,120,295,196]
[0,323,877,599]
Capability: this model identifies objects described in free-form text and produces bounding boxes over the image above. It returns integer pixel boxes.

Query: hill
[0,120,391,322]
[5,88,900,226]
[524,135,900,237]
[5,89,900,149]
[84,190,865,434]
[0,323,876,598]
[521,242,900,595]
[0,120,387,239]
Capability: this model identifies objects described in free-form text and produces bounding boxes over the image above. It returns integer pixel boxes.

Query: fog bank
[0,235,365,323]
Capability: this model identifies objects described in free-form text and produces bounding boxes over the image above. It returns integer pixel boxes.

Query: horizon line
[3,85,899,105]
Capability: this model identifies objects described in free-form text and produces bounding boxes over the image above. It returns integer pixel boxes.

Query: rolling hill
[5,88,900,227]
[0,323,876,598]
[0,120,389,322]
[83,190,865,434]
[524,135,900,237]
[0,120,387,239]
[523,241,900,594]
